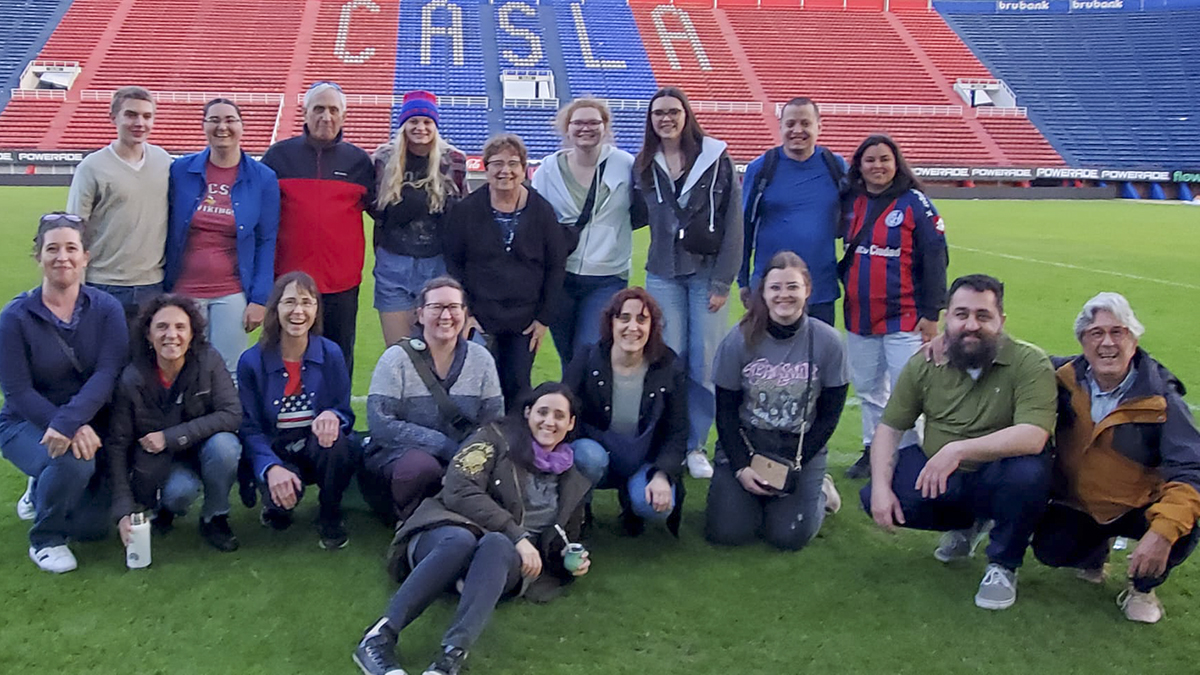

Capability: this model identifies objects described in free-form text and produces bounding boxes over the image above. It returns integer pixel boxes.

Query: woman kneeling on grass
[237,271,359,550]
[564,286,687,536]
[0,213,127,573]
[108,295,243,552]
[355,382,592,675]
[705,251,850,551]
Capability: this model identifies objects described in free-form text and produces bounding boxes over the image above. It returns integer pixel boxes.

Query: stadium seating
[553,0,660,101]
[941,8,1200,168]
[394,0,488,96]
[0,0,72,111]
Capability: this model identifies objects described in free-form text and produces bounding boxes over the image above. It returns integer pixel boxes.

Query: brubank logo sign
[996,0,1125,9]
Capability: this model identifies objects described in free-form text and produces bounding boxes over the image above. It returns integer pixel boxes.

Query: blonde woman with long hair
[372,91,467,345]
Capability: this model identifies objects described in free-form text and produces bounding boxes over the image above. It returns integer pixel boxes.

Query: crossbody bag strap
[397,340,475,440]
[837,197,880,278]
[794,325,815,465]
[574,159,607,231]
[51,328,86,374]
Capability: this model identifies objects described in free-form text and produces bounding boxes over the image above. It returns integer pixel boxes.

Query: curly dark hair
[133,294,209,366]
[597,286,667,364]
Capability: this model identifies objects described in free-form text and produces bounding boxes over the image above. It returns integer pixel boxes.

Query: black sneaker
[318,517,348,550]
[199,515,240,552]
[353,619,406,675]
[620,509,645,537]
[152,507,176,536]
[260,507,294,531]
[422,646,467,675]
[237,458,258,508]
[845,446,871,480]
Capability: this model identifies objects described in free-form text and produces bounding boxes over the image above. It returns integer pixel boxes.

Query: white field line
[949,244,1200,291]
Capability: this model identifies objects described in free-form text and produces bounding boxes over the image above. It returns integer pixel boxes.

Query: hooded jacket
[531,145,640,277]
[1053,350,1200,543]
[638,136,743,296]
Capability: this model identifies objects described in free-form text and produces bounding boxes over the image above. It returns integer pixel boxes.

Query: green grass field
[0,186,1197,674]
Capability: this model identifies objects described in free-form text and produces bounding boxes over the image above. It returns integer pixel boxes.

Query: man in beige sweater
[66,86,172,321]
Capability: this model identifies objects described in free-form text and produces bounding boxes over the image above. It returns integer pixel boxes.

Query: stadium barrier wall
[935,0,1200,13]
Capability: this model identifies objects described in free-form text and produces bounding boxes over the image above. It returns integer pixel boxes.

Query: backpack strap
[820,147,846,192]
[396,338,476,442]
[745,146,780,235]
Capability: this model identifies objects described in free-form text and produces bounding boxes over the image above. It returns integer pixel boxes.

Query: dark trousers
[384,526,521,650]
[808,301,836,328]
[1033,502,1199,593]
[549,272,626,371]
[859,445,1051,569]
[388,450,445,522]
[258,432,360,522]
[322,286,360,379]
[487,331,536,412]
[705,451,829,551]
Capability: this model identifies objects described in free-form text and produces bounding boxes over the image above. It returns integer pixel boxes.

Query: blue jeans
[88,282,163,322]
[859,445,1051,570]
[573,438,675,522]
[0,419,104,547]
[152,432,241,520]
[191,293,248,380]
[384,526,521,650]
[846,330,924,448]
[549,272,627,371]
[645,272,728,452]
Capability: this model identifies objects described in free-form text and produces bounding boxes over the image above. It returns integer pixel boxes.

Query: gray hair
[1074,292,1145,341]
[303,82,346,112]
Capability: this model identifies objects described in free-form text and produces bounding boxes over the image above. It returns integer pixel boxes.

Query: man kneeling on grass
[1031,293,1200,624]
[861,274,1057,610]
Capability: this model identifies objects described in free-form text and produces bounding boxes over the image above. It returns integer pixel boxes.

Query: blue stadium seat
[551,0,659,101]
[941,9,1200,168]
[0,0,72,111]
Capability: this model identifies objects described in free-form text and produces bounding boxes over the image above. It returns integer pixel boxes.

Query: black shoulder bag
[742,328,815,493]
[396,339,477,443]
[659,160,724,256]
[562,159,607,255]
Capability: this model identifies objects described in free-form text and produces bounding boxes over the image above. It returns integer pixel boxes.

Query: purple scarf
[531,440,574,475]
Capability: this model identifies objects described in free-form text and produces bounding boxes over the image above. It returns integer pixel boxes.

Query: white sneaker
[29,544,78,573]
[822,474,842,514]
[1118,585,1164,624]
[686,451,714,479]
[17,477,35,521]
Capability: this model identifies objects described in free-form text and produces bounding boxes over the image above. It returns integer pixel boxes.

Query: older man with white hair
[262,81,375,378]
[1033,292,1200,624]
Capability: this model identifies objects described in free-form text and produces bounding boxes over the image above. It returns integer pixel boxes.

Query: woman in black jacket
[355,382,591,675]
[108,294,243,552]
[442,134,568,409]
[564,286,686,535]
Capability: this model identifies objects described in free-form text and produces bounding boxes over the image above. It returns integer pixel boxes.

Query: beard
[946,328,1001,370]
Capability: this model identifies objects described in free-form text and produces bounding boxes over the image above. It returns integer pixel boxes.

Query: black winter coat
[107,345,241,519]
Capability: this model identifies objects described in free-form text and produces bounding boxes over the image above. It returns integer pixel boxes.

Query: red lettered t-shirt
[176,162,242,298]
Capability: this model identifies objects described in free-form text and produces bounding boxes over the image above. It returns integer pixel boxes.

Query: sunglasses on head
[308,80,343,92]
[40,213,83,225]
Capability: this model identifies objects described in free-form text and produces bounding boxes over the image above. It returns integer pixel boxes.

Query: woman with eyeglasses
[236,271,359,550]
[166,97,280,379]
[443,134,568,409]
[531,97,643,368]
[362,277,503,524]
[0,213,128,573]
[633,86,743,480]
[371,91,467,346]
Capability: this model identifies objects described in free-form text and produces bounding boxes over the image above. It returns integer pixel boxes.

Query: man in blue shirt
[739,98,846,326]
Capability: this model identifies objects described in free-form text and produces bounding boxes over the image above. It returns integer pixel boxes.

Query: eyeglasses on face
[423,302,465,316]
[651,108,683,119]
[486,159,524,171]
[204,116,243,126]
[278,297,318,310]
[569,120,603,128]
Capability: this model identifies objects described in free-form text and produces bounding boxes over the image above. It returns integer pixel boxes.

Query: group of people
[0,80,1196,675]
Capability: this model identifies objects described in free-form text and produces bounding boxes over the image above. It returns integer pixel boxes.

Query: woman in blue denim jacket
[237,272,359,550]
[166,98,280,378]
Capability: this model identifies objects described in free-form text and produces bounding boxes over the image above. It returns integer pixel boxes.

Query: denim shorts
[373,248,447,312]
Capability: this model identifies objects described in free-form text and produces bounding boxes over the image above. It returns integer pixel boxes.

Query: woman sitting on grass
[565,287,687,536]
[108,294,243,553]
[237,271,359,550]
[0,213,128,573]
[355,382,592,675]
[705,251,850,551]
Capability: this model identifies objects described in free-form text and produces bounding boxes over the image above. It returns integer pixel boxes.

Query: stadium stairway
[942,8,1200,169]
[489,0,562,157]
[0,0,74,113]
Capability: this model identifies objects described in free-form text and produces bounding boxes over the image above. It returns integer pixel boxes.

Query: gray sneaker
[934,519,993,563]
[974,563,1018,610]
